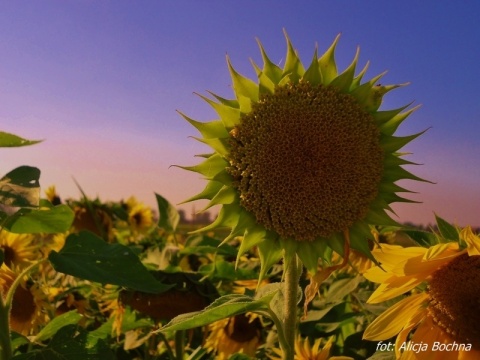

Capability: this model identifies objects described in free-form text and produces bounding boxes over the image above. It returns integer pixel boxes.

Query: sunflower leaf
[3,204,74,234]
[48,231,174,294]
[155,193,179,232]
[0,131,42,147]
[12,324,115,359]
[33,310,83,343]
[158,292,277,333]
[257,234,283,281]
[434,214,459,242]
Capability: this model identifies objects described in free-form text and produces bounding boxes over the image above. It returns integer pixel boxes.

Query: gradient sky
[1,1,479,226]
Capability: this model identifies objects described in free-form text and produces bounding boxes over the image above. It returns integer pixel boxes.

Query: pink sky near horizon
[3,115,479,228]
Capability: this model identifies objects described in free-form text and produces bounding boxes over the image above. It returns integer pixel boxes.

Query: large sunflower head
[363,226,480,359]
[180,31,426,275]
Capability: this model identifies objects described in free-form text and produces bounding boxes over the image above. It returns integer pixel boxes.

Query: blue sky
[1,1,479,226]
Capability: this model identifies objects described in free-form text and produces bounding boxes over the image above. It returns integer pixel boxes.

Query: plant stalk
[0,297,12,360]
[282,255,299,360]
[174,330,185,360]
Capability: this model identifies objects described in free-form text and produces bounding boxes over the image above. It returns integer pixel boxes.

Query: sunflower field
[1,33,479,360]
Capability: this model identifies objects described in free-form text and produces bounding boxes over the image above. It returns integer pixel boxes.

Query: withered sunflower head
[179,30,428,276]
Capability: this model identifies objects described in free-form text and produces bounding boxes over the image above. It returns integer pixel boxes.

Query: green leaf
[0,131,41,147]
[324,276,362,304]
[158,291,277,333]
[87,307,153,347]
[301,303,338,323]
[3,205,74,234]
[155,193,179,232]
[33,310,83,342]
[12,325,114,360]
[257,234,283,281]
[435,214,459,241]
[182,234,238,257]
[48,231,174,294]
[198,259,256,281]
[10,332,30,353]
[0,166,40,207]
[402,229,436,247]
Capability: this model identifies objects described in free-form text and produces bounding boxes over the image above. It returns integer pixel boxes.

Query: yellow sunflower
[179,30,425,276]
[363,226,480,359]
[0,231,39,269]
[204,312,263,359]
[124,196,153,233]
[0,265,51,336]
[44,185,62,205]
[269,336,353,360]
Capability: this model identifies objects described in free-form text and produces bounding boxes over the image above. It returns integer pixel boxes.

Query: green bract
[180,31,426,276]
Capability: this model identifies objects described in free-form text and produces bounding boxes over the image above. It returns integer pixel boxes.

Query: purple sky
[2,2,479,226]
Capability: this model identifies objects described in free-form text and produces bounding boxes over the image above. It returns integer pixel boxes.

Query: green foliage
[3,204,74,234]
[155,193,179,232]
[434,213,459,242]
[48,232,174,294]
[32,311,83,343]
[159,291,277,333]
[0,132,41,147]
[12,325,114,360]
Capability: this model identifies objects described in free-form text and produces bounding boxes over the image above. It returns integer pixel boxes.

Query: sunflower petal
[460,226,480,256]
[363,292,428,340]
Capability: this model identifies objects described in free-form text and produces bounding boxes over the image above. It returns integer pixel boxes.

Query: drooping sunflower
[363,226,480,359]
[204,312,263,359]
[0,265,51,336]
[180,31,425,275]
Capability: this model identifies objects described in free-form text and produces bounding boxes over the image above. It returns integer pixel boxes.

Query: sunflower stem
[0,261,41,360]
[4,261,42,308]
[282,255,300,360]
[0,296,12,360]
[174,330,185,360]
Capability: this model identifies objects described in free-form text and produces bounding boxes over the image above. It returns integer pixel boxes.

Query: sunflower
[124,196,153,233]
[204,312,263,359]
[269,336,353,360]
[0,265,51,336]
[0,231,39,269]
[71,204,113,240]
[179,30,425,276]
[363,226,480,359]
[45,185,62,205]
